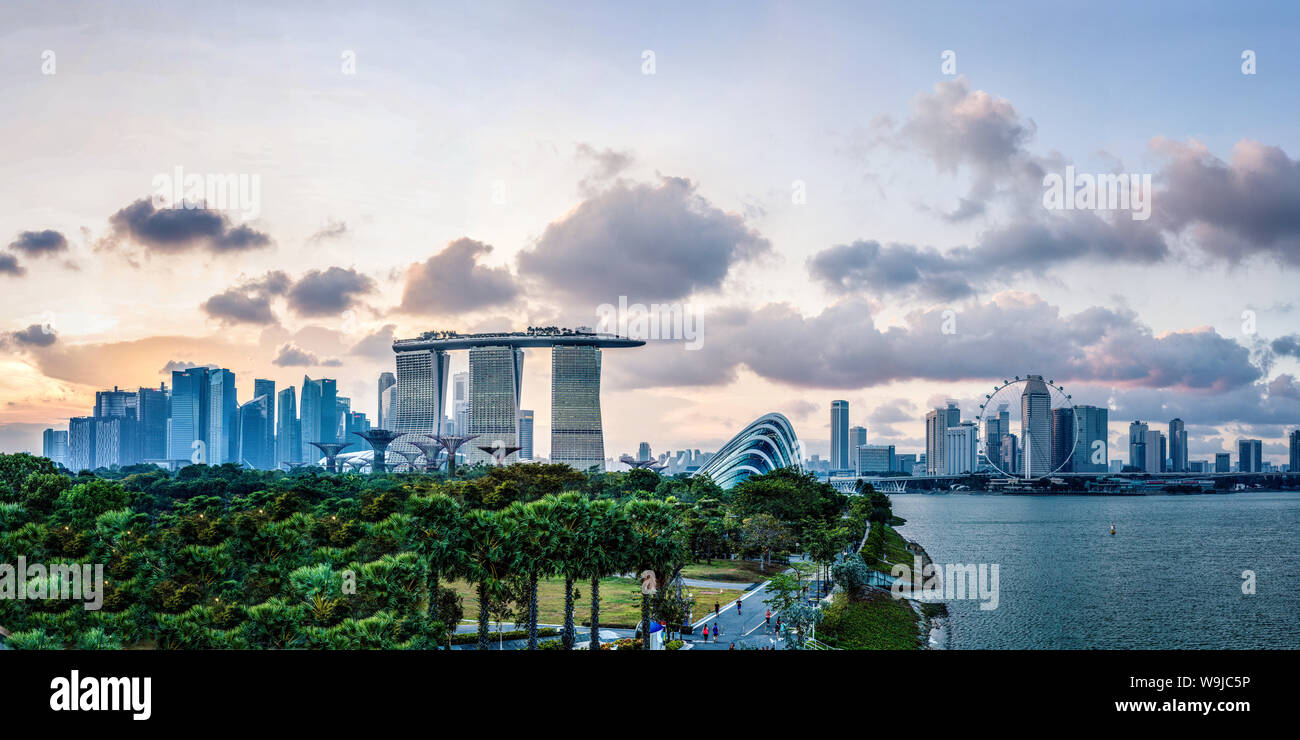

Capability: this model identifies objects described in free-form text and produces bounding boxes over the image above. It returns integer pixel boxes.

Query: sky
[1,0,1299,465]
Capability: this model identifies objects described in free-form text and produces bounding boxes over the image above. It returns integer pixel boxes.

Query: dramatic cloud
[272,342,341,367]
[400,238,521,314]
[607,292,1262,394]
[286,267,375,317]
[201,271,291,325]
[1272,334,1300,360]
[809,240,978,301]
[108,198,272,254]
[348,324,397,359]
[1153,138,1300,265]
[518,176,770,303]
[8,324,58,348]
[8,229,68,257]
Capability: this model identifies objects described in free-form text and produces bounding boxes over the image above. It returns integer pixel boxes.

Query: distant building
[237,396,272,469]
[69,417,96,472]
[984,406,1011,471]
[1289,430,1300,474]
[1168,418,1187,473]
[377,372,396,429]
[136,385,169,462]
[1238,439,1262,473]
[276,387,300,468]
[925,401,960,475]
[830,400,849,472]
[944,422,978,475]
[848,426,867,456]
[169,367,210,462]
[451,371,469,437]
[254,379,276,467]
[1143,430,1166,474]
[519,410,536,460]
[856,444,895,475]
[208,369,238,465]
[893,453,916,473]
[1215,452,1231,473]
[42,428,68,468]
[1001,434,1019,474]
[1128,421,1149,470]
[1020,376,1052,477]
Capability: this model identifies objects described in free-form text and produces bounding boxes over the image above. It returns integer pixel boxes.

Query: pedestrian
[765,609,771,626]
[736,599,742,616]
[702,624,709,642]
[714,602,720,618]
[714,622,722,641]
[775,616,782,633]
[729,642,735,650]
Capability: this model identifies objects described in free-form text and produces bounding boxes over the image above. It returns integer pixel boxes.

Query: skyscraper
[1051,407,1075,473]
[300,376,339,461]
[42,428,68,468]
[237,395,271,469]
[254,379,276,466]
[1128,420,1149,471]
[1143,430,1166,474]
[168,367,209,462]
[276,386,300,468]
[69,416,96,471]
[136,384,169,462]
[451,370,469,436]
[550,345,603,471]
[394,350,450,436]
[94,386,138,419]
[208,369,238,465]
[1215,452,1230,473]
[944,422,978,475]
[1020,376,1051,477]
[637,441,651,461]
[985,405,1010,470]
[848,425,867,456]
[1168,418,1187,473]
[1238,439,1262,473]
[1073,405,1108,473]
[377,372,396,428]
[856,444,895,474]
[925,402,959,475]
[830,400,849,472]
[519,410,535,461]
[1290,429,1300,473]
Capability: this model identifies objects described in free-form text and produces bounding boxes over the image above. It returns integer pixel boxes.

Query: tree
[406,493,466,648]
[738,513,793,571]
[462,509,516,650]
[730,467,846,543]
[626,499,688,650]
[503,498,561,649]
[578,498,632,650]
[546,493,590,649]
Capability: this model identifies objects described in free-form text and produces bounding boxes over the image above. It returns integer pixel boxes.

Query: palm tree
[407,493,466,647]
[626,498,688,650]
[581,498,632,650]
[547,493,590,649]
[504,498,560,649]
[462,509,515,650]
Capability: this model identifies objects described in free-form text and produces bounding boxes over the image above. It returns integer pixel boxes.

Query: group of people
[693,598,782,648]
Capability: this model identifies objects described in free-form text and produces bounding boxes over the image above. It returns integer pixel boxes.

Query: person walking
[714,602,720,618]
[765,609,771,628]
[736,598,742,617]
[714,622,722,642]
[702,624,709,642]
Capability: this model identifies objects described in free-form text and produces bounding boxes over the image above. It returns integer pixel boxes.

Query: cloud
[200,271,291,325]
[1268,334,1300,359]
[286,267,375,317]
[272,342,342,367]
[576,143,634,192]
[0,253,24,276]
[400,238,521,314]
[159,360,207,374]
[8,324,58,348]
[307,219,348,244]
[517,176,770,304]
[8,229,69,257]
[607,292,1262,394]
[108,198,272,254]
[1152,138,1300,265]
[808,240,978,301]
[349,323,397,359]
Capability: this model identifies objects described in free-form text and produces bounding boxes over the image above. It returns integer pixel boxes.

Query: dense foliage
[0,452,857,650]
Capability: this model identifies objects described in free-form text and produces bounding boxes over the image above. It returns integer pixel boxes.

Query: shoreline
[899,534,949,650]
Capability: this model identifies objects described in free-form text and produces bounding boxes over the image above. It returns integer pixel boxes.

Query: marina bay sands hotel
[389,329,644,470]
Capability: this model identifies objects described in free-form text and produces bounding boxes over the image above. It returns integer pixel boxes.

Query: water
[890,491,1300,649]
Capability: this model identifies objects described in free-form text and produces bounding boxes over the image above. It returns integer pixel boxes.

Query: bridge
[826,471,1299,494]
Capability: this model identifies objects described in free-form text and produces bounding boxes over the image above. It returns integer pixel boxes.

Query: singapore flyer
[976,374,1078,480]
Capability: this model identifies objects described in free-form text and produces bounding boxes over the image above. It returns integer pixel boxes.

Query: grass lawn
[681,558,784,583]
[449,576,645,628]
[684,586,741,622]
[869,524,915,573]
[816,590,922,650]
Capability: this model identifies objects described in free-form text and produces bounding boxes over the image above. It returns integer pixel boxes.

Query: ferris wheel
[975,375,1077,480]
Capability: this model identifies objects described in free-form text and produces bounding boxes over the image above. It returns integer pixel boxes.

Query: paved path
[682,578,753,590]
[687,579,785,650]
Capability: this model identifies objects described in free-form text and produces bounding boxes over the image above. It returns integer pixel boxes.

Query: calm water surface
[890,491,1300,649]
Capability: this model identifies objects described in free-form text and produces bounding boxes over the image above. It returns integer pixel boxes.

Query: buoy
[1110,524,1116,535]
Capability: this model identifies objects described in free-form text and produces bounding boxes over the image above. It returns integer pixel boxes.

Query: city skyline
[3,2,1300,465]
